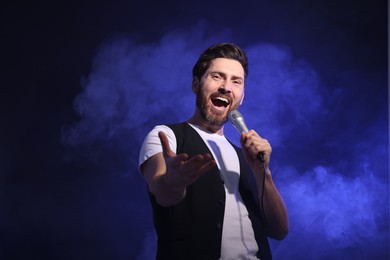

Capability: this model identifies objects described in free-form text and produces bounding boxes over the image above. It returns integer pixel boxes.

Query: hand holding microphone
[229,111,282,227]
[228,110,265,162]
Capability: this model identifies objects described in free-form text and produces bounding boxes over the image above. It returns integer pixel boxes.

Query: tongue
[212,99,227,107]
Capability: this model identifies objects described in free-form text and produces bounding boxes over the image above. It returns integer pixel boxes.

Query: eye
[211,73,222,80]
[233,79,243,85]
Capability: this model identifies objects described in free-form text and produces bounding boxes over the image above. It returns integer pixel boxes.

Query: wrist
[155,176,187,206]
[252,165,272,182]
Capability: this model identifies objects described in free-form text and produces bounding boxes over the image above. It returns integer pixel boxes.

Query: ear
[239,90,245,105]
[192,77,199,93]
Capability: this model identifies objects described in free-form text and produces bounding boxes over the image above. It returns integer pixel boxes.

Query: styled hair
[192,43,248,79]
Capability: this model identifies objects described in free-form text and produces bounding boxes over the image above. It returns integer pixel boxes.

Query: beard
[195,87,239,126]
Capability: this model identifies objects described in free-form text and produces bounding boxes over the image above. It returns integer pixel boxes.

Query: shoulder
[165,122,191,133]
[138,125,177,169]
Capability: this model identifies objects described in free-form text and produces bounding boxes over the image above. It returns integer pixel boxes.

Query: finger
[243,134,264,159]
[186,153,213,164]
[158,131,175,157]
[248,129,261,138]
[243,134,254,150]
[240,132,247,146]
[170,153,190,167]
[197,159,217,174]
[182,154,215,174]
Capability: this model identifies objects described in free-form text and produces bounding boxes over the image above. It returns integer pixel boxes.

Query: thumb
[158,131,176,157]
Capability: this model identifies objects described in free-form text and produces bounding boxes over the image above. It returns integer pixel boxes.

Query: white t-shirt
[139,124,259,259]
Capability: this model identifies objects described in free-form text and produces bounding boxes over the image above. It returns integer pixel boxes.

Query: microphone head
[228,110,249,133]
[228,110,243,121]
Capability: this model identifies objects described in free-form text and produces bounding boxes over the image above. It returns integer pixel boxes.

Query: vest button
[216,223,222,229]
[218,200,225,206]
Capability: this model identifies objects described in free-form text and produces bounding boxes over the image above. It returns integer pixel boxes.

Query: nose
[219,83,232,93]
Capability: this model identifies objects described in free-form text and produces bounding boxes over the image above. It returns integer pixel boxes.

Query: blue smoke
[62,22,388,259]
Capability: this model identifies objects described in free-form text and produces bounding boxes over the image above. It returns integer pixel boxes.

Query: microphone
[228,110,265,162]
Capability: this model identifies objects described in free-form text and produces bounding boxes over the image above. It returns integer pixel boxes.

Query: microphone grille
[228,110,243,121]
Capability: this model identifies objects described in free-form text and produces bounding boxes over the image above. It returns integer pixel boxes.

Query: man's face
[193,58,245,126]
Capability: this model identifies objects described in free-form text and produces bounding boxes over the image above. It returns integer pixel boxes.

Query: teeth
[215,97,229,104]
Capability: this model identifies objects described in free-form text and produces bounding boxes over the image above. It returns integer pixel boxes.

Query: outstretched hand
[158,131,216,188]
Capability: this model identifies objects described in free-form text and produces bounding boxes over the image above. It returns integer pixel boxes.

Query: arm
[240,130,289,240]
[140,131,216,207]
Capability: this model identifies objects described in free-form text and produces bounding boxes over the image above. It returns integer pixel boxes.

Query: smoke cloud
[62,22,388,259]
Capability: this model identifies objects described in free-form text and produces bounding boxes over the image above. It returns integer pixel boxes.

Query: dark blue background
[2,0,388,259]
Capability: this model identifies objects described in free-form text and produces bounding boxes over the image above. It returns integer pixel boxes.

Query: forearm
[255,169,289,240]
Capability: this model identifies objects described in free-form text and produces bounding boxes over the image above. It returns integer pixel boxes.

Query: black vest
[149,122,272,260]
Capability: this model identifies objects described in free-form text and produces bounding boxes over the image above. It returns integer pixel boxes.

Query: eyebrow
[210,71,244,82]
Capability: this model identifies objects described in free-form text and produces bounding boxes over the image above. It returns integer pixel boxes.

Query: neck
[187,113,225,135]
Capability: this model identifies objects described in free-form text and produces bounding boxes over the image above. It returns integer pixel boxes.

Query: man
[139,43,288,259]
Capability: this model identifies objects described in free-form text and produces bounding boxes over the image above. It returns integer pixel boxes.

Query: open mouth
[211,96,230,108]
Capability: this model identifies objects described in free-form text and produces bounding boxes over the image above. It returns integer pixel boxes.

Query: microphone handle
[257,152,265,162]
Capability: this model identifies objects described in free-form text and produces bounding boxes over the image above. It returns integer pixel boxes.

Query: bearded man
[139,43,288,260]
